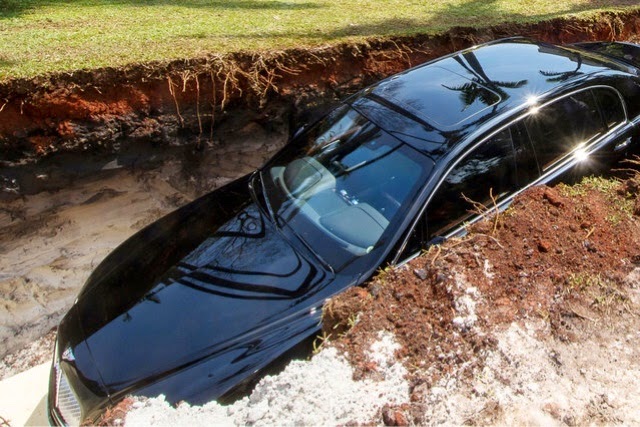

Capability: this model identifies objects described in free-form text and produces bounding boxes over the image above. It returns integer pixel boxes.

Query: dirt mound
[323,171,640,424]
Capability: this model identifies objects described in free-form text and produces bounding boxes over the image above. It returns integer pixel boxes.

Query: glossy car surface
[49,37,640,425]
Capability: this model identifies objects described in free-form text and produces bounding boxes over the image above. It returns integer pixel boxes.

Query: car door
[393,86,631,265]
[523,86,629,185]
[423,127,521,240]
[393,122,532,263]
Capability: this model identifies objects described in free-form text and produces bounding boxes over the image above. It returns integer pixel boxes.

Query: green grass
[566,272,629,312]
[558,176,635,225]
[0,0,638,80]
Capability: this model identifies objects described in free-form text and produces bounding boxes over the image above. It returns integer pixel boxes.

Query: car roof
[351,37,631,158]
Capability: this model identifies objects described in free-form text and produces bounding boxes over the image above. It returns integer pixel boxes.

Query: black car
[49,37,640,425]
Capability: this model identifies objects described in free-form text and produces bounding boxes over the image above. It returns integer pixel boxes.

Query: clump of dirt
[323,170,640,425]
[95,397,135,427]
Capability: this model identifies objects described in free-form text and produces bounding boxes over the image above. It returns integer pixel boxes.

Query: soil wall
[2,10,640,173]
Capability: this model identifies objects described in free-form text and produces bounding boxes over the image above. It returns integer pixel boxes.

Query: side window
[524,90,605,171]
[592,88,625,129]
[511,120,540,184]
[425,128,518,239]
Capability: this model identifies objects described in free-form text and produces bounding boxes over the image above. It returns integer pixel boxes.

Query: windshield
[262,105,431,270]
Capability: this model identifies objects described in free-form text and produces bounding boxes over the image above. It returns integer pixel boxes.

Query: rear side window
[525,90,604,171]
[592,88,625,129]
[425,128,518,239]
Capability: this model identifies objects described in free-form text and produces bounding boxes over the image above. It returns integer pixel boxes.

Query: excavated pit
[3,10,640,195]
[2,10,640,363]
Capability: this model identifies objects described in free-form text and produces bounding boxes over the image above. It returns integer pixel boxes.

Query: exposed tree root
[1,10,640,162]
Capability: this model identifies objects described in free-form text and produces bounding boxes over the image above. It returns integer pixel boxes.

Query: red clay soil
[322,169,640,425]
[94,397,135,427]
[2,10,640,163]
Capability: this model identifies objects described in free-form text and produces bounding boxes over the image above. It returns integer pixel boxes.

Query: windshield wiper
[289,226,335,274]
[249,172,278,227]
[250,172,334,274]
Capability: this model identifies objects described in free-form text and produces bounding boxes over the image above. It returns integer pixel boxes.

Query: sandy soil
[0,131,285,368]
[124,333,409,426]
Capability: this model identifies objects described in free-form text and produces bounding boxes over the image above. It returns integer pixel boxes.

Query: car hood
[71,177,334,398]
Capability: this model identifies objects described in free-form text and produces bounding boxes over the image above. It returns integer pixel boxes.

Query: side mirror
[427,236,446,247]
[614,136,632,153]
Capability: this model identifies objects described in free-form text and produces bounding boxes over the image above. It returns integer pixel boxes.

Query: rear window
[371,63,501,127]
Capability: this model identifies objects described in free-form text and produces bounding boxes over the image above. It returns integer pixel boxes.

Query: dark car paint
[50,175,366,421]
[49,37,640,425]
[355,40,632,157]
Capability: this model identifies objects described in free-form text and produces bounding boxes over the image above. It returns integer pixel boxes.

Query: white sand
[126,332,409,426]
